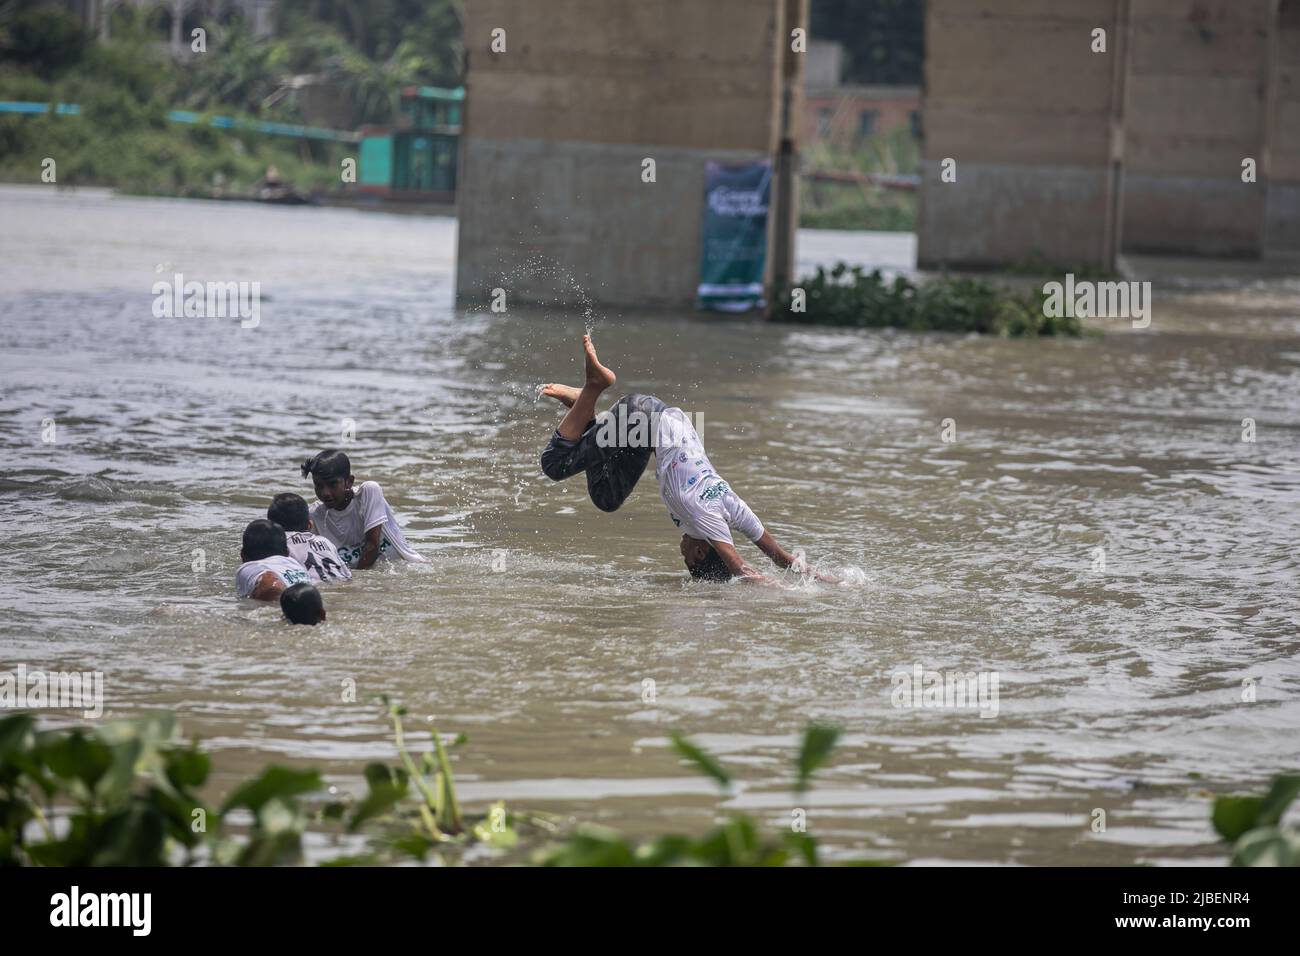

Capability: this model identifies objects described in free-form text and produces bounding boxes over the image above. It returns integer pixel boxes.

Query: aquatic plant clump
[0,706,867,867]
[774,264,1087,338]
[1211,774,1300,866]
[2,707,1294,866]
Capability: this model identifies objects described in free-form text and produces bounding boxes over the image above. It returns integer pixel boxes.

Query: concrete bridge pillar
[455,0,801,310]
[1120,0,1275,256]
[919,0,1300,266]
[917,0,1127,270]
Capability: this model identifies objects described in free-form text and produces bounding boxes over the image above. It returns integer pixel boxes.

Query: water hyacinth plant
[6,706,1292,866]
[1211,773,1300,866]
[536,723,876,867]
[0,705,866,867]
[774,264,1087,338]
[0,705,535,867]
[319,698,546,864]
[0,709,334,867]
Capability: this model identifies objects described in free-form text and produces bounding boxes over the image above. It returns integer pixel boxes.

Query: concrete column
[1105,0,1131,267]
[1265,0,1300,253]
[771,0,809,297]
[917,0,1124,270]
[456,0,785,310]
[1120,0,1273,256]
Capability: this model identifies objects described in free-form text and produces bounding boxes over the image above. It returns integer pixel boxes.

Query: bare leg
[540,383,581,408]
[539,389,656,510]
[556,335,616,441]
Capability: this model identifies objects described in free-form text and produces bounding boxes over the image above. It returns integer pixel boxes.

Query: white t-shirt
[654,407,764,546]
[286,530,353,583]
[235,555,311,599]
[309,480,426,567]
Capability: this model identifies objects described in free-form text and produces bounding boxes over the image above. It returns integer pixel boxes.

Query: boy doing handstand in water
[539,335,834,585]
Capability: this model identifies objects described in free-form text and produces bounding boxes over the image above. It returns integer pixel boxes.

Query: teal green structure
[358,86,462,201]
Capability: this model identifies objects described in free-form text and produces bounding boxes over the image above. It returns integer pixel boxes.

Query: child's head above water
[301,449,353,511]
[241,518,288,562]
[680,534,732,583]
[267,492,311,532]
[280,582,326,625]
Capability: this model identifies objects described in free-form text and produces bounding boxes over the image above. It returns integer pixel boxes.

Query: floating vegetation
[774,264,1088,338]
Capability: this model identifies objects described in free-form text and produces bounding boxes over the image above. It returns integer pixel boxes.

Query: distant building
[804,86,921,147]
[61,1,277,50]
[802,41,920,147]
[358,87,463,203]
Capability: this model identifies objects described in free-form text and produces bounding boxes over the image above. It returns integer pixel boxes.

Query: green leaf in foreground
[347,763,409,833]
[795,723,841,794]
[1211,795,1263,842]
[1211,775,1300,844]
[669,734,731,789]
[0,713,35,761]
[220,765,322,815]
[163,745,210,790]
[1256,774,1300,827]
[37,730,112,793]
[538,825,638,867]
[1230,826,1300,867]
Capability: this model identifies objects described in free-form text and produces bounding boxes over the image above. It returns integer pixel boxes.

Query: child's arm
[249,571,287,602]
[725,497,830,582]
[354,482,390,570]
[355,525,383,570]
[755,531,797,569]
[754,531,841,584]
[710,539,782,586]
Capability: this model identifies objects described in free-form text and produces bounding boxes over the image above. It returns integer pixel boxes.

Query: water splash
[490,253,598,331]
[837,565,871,588]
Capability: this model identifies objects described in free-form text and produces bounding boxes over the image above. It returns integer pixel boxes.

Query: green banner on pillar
[697,160,772,312]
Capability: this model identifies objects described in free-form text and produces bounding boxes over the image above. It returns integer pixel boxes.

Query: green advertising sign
[697,160,772,312]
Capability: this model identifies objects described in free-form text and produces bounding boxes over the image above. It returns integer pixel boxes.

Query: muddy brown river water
[2,185,1298,864]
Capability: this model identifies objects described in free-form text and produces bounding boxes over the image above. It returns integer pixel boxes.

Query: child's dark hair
[280,582,325,626]
[686,547,732,583]
[242,519,288,561]
[301,449,351,481]
[267,492,310,532]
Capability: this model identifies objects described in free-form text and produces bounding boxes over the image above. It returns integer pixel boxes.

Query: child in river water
[300,450,426,569]
[235,519,311,600]
[539,334,837,585]
[267,492,352,584]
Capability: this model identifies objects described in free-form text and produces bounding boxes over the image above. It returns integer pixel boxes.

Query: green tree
[276,0,463,87]
[0,6,90,79]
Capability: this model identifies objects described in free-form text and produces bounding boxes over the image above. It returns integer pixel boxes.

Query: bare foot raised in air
[583,334,616,391]
[541,383,580,408]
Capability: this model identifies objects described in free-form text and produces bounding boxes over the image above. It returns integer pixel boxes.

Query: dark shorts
[540,393,666,512]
